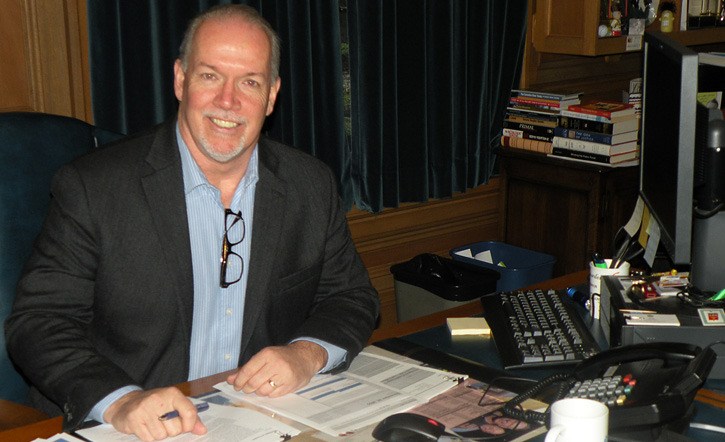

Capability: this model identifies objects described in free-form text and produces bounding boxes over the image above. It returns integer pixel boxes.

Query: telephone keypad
[566,374,636,407]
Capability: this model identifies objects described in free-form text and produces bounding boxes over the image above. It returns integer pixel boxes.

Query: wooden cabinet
[499,149,639,277]
[531,0,725,56]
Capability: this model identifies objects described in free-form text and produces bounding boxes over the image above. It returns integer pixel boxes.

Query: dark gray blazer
[5,120,379,429]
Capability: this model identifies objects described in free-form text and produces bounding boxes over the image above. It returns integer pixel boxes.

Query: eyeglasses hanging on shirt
[220,209,245,288]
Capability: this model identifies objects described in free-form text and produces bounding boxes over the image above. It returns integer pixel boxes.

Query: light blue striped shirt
[90,127,343,423]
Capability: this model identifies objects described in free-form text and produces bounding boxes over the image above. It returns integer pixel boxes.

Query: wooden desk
[0,400,61,441]
[368,269,589,343]
[7,269,723,440]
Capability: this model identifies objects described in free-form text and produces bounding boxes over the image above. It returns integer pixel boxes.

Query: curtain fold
[347,0,528,212]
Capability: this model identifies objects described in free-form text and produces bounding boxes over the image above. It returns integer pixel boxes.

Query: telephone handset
[502,342,716,434]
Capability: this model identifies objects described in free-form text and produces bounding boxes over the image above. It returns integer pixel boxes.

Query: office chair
[0,112,123,404]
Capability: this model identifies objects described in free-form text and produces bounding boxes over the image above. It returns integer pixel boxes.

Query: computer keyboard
[481,288,601,369]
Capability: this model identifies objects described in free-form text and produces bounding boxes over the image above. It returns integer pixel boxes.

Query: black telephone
[502,341,716,437]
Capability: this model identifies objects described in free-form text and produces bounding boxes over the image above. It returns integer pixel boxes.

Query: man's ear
[173,59,185,102]
[266,77,282,116]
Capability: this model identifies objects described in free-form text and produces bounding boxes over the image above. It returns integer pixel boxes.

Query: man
[5,4,379,441]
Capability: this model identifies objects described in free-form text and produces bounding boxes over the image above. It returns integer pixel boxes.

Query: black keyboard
[481,288,601,369]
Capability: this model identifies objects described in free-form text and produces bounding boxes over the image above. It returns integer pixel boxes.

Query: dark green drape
[87,0,349,203]
[88,1,527,213]
[347,0,528,212]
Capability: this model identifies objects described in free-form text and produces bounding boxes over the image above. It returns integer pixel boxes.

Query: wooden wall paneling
[348,180,502,328]
[0,0,35,112]
[0,0,90,120]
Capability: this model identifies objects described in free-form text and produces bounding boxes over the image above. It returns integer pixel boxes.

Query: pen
[158,402,209,421]
[591,252,607,269]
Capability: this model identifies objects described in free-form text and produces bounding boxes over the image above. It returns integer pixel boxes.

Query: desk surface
[5,270,724,441]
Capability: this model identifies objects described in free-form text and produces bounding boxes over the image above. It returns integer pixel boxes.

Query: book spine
[560,110,614,124]
[551,136,613,155]
[511,89,568,101]
[551,147,616,163]
[503,120,555,137]
[566,105,616,118]
[507,104,560,117]
[559,116,614,134]
[502,128,553,142]
[509,96,561,108]
[505,111,559,128]
[501,135,553,154]
[553,127,613,144]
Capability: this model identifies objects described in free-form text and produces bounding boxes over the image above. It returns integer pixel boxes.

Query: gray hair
[178,4,281,81]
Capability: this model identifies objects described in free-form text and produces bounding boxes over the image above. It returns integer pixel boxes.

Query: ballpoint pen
[158,402,210,421]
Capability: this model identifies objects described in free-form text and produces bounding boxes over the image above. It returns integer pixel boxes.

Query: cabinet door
[501,150,638,276]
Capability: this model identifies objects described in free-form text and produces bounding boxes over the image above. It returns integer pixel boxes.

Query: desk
[4,270,723,441]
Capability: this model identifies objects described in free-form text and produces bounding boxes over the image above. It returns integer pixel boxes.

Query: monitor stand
[691,210,725,292]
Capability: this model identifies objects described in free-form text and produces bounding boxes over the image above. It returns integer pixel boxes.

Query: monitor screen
[639,32,699,265]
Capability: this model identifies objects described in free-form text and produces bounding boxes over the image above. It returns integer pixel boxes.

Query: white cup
[545,398,608,442]
[589,259,630,296]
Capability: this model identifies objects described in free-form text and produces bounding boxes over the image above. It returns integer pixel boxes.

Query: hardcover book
[505,111,559,128]
[551,136,638,156]
[553,127,638,145]
[551,146,639,164]
[503,120,556,137]
[503,128,553,142]
[559,109,638,124]
[559,115,639,134]
[567,101,635,119]
[511,89,582,102]
[500,135,553,154]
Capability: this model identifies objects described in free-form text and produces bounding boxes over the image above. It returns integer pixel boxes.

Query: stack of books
[550,100,640,167]
[501,90,581,154]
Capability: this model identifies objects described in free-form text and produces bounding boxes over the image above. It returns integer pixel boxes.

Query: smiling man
[5,5,379,441]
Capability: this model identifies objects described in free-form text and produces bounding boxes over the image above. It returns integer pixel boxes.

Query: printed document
[75,402,299,442]
[214,350,464,437]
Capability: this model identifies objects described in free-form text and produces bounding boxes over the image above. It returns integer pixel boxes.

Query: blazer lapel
[240,140,287,352]
[140,122,194,336]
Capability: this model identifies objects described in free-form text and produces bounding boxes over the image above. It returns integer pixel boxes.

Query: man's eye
[200,73,216,80]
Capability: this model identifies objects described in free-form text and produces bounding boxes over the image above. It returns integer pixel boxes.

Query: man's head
[174,4,281,165]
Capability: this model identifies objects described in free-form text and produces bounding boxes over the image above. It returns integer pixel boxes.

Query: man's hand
[104,388,207,441]
[227,340,328,397]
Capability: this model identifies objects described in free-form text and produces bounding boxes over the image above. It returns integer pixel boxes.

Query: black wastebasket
[390,253,500,322]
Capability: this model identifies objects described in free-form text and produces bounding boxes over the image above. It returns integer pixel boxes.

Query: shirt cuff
[291,337,347,373]
[88,385,143,424]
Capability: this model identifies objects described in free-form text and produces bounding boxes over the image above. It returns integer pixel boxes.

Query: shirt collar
[175,123,260,198]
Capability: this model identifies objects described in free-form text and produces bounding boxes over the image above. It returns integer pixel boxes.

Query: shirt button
[226,308,233,316]
[224,353,231,360]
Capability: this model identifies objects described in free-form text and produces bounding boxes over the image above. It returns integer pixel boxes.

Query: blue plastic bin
[450,241,555,292]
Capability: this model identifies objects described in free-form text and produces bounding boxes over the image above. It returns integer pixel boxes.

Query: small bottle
[661,10,674,32]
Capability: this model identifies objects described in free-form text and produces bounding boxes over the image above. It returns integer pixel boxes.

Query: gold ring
[268,379,277,388]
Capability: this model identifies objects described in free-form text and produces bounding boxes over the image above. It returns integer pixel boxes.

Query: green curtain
[87,0,349,202]
[347,0,528,212]
[87,1,527,213]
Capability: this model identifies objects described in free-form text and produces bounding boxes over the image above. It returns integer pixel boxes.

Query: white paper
[454,248,474,258]
[75,402,299,442]
[473,250,493,264]
[623,196,644,238]
[643,217,660,267]
[214,351,464,437]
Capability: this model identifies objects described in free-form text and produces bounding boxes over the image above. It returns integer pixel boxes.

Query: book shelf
[531,0,725,56]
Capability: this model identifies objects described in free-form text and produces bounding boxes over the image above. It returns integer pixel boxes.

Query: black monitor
[639,31,699,266]
[640,31,725,290]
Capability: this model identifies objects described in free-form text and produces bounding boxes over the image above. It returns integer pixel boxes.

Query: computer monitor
[640,31,725,290]
[639,31,699,266]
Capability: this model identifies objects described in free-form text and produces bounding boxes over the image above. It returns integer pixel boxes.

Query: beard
[198,115,249,163]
